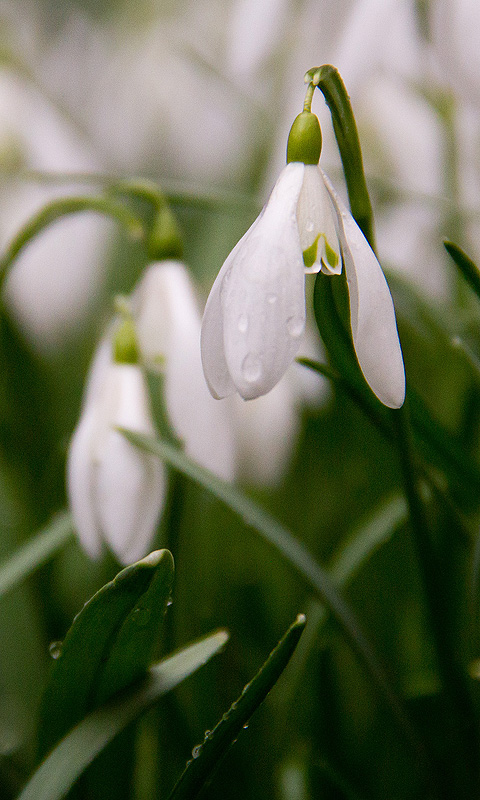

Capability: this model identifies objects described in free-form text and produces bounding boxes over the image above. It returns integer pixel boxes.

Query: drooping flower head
[201,74,405,409]
[67,313,165,565]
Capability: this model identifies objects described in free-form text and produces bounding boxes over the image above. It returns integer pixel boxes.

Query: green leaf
[444,240,480,300]
[19,630,228,800]
[120,430,426,766]
[169,616,306,800]
[0,511,74,600]
[38,548,174,757]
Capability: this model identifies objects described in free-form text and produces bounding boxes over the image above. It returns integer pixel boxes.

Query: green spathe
[286,112,322,165]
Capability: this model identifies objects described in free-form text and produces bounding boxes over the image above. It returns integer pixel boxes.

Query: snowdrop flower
[67,317,165,565]
[132,261,235,481]
[201,82,405,409]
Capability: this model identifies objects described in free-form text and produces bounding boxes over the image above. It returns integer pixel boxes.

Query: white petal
[296,165,341,275]
[200,254,237,399]
[66,405,103,560]
[96,364,166,564]
[322,170,405,409]
[216,162,307,400]
[134,261,236,480]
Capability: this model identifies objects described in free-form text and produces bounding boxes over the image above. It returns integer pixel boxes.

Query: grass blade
[169,615,306,800]
[0,511,74,600]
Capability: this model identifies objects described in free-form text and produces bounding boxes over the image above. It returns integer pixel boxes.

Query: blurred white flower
[201,160,405,408]
[432,0,480,107]
[67,352,165,565]
[132,260,236,480]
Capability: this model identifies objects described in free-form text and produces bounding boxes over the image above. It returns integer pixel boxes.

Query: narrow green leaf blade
[444,240,480,300]
[0,512,74,600]
[19,630,228,800]
[169,616,306,800]
[38,548,174,757]
[120,430,425,765]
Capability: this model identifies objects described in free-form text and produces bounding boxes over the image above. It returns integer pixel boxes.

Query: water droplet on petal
[306,221,314,232]
[242,354,262,383]
[238,314,249,333]
[49,641,63,660]
[286,315,304,338]
[267,293,277,304]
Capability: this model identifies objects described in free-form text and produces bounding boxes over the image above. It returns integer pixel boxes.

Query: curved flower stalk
[67,320,166,565]
[201,84,405,409]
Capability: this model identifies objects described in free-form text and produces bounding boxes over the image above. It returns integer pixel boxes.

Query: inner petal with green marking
[296,164,341,275]
[302,233,340,271]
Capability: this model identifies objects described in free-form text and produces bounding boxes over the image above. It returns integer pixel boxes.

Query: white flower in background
[132,260,235,481]
[201,106,405,409]
[67,320,165,565]
[431,0,480,107]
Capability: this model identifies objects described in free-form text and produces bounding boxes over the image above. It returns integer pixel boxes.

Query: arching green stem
[0,196,144,291]
[306,65,375,249]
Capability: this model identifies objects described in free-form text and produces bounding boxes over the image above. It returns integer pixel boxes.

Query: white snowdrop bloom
[132,261,236,481]
[67,326,166,565]
[201,109,405,409]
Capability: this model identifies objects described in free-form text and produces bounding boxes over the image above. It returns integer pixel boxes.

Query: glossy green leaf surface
[169,615,306,800]
[19,630,228,800]
[38,548,174,757]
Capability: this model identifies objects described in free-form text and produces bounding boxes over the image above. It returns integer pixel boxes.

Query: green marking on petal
[303,234,321,269]
[324,239,339,269]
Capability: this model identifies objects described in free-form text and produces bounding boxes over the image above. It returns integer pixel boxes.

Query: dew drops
[192,744,202,759]
[237,314,249,333]
[286,315,304,338]
[306,221,314,232]
[166,597,173,607]
[49,641,63,660]
[267,293,277,304]
[241,353,262,383]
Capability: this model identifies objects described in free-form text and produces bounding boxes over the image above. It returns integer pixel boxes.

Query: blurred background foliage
[1,1,480,798]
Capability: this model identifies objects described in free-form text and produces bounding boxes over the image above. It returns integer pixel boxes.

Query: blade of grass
[0,511,74,600]
[444,240,480,300]
[169,616,306,800]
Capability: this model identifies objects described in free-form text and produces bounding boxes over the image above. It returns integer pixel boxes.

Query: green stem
[307,65,374,248]
[392,403,478,796]
[0,196,144,291]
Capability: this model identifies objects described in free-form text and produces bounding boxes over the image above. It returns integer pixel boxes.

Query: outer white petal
[200,252,238,399]
[66,405,103,560]
[134,261,235,480]
[296,165,341,275]
[96,364,166,565]
[322,170,405,409]
[212,162,306,400]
